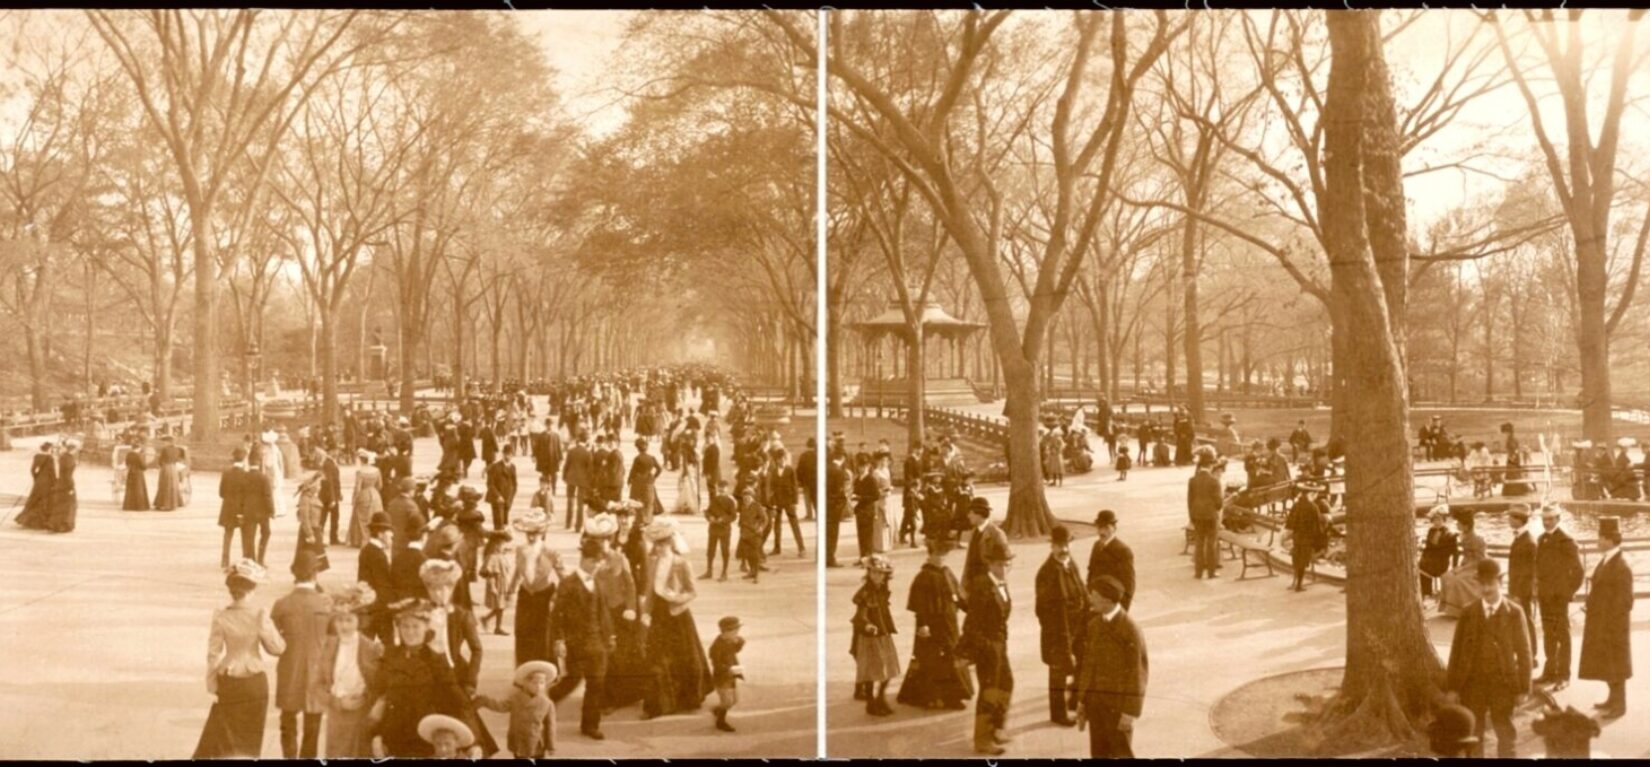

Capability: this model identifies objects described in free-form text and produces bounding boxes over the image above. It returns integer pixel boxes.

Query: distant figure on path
[14,442,56,529]
[122,436,150,511]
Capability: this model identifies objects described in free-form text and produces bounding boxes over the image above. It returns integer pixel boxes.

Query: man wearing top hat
[1076,575,1148,758]
[1579,516,1633,719]
[1445,558,1532,757]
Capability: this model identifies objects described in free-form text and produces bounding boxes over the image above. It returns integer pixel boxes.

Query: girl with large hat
[194,560,285,758]
[640,518,715,718]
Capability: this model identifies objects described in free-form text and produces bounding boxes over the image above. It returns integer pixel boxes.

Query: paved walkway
[823,444,1650,758]
[0,396,816,759]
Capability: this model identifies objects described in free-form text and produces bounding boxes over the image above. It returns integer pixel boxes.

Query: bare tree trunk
[1312,11,1439,751]
[191,216,221,440]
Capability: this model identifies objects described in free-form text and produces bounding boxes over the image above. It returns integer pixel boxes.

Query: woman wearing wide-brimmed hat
[640,518,714,718]
[319,583,382,758]
[419,558,498,756]
[348,449,384,548]
[1418,505,1459,602]
[508,509,562,668]
[292,471,331,577]
[369,598,468,758]
[194,560,286,759]
[585,512,648,711]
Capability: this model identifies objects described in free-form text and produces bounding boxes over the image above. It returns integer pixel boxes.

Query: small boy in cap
[478,660,558,757]
[704,480,737,581]
[736,486,771,583]
[709,616,746,732]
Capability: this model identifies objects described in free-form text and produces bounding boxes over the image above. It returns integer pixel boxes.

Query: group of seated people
[1572,440,1646,501]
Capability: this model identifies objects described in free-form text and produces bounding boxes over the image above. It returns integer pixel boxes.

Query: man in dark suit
[1579,516,1633,718]
[485,443,519,531]
[825,452,851,567]
[387,523,428,605]
[548,538,616,740]
[316,448,342,545]
[599,435,625,506]
[961,497,1010,602]
[1505,504,1539,666]
[1445,558,1532,758]
[1187,456,1223,579]
[532,418,563,494]
[219,448,252,569]
[241,450,276,566]
[1086,509,1135,610]
[563,433,592,532]
[1535,506,1584,686]
[1036,525,1087,727]
[703,437,722,493]
[271,551,334,758]
[386,477,425,555]
[455,417,475,477]
[796,437,818,521]
[961,549,1014,756]
[358,512,396,644]
[1076,575,1148,758]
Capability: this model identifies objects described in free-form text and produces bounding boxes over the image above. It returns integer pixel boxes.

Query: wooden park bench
[1219,525,1278,580]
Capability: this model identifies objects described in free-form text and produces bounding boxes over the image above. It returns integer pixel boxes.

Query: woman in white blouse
[319,584,383,758]
[194,560,286,759]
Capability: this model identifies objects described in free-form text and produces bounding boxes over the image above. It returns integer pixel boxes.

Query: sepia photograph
[0,8,818,760]
[4,4,1650,763]
[818,7,1647,761]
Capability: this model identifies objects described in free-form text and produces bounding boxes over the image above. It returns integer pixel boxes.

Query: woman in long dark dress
[46,440,79,533]
[14,443,56,529]
[420,558,498,757]
[508,510,559,666]
[194,560,285,759]
[122,438,151,511]
[897,538,971,709]
[370,599,471,758]
[641,520,714,718]
[152,435,184,510]
[589,514,648,710]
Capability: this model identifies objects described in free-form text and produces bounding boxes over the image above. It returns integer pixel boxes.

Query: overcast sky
[514,9,633,138]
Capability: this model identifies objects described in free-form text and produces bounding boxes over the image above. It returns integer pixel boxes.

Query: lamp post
[245,342,262,429]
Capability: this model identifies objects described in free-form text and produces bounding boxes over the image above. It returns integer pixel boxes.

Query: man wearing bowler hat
[1086,509,1135,610]
[1076,575,1147,758]
[960,496,1009,603]
[272,550,334,758]
[1445,558,1531,757]
[360,512,396,643]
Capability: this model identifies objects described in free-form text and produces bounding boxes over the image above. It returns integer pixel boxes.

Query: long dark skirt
[123,470,150,512]
[514,585,554,667]
[16,476,53,529]
[46,488,76,533]
[193,672,269,759]
[604,606,649,709]
[896,635,973,708]
[643,602,713,716]
[153,464,182,510]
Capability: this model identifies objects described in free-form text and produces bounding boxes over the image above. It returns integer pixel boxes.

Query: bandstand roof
[847,299,986,342]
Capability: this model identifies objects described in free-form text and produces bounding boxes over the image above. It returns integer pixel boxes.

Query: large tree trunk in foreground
[1000,357,1055,538]
[1312,11,1440,754]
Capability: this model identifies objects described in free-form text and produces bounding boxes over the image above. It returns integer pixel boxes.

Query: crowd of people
[133,364,789,759]
[843,496,1147,758]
